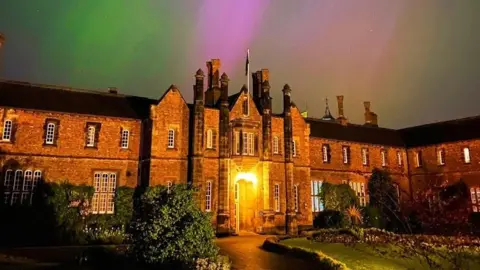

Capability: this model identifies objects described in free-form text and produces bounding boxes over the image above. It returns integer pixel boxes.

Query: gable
[229,90,261,120]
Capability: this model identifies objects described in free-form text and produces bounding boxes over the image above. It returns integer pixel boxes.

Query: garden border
[262,236,349,270]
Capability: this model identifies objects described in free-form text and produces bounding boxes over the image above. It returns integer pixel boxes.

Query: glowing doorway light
[235,172,257,186]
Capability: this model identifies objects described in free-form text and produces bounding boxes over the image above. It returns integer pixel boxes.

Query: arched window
[242,98,249,116]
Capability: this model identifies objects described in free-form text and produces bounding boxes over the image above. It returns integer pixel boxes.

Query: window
[294,185,299,212]
[322,144,330,163]
[242,98,249,116]
[273,136,279,154]
[274,184,280,212]
[167,129,175,148]
[234,131,240,154]
[206,129,213,149]
[86,126,96,147]
[242,132,248,155]
[415,151,423,167]
[437,149,445,165]
[121,129,129,149]
[381,150,387,167]
[2,120,12,141]
[349,181,367,206]
[311,181,323,212]
[361,148,369,166]
[463,147,471,164]
[3,169,41,206]
[397,151,403,167]
[342,146,350,164]
[471,187,480,212]
[91,172,116,214]
[45,123,56,144]
[205,181,212,212]
[292,140,297,157]
[248,133,254,155]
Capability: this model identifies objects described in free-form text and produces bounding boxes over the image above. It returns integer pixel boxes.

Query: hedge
[262,237,348,270]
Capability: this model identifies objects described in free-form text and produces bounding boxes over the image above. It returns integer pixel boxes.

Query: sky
[0,0,479,129]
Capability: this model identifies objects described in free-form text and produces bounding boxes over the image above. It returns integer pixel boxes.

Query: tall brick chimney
[205,59,222,106]
[363,101,378,127]
[252,71,262,100]
[194,68,205,103]
[336,95,348,125]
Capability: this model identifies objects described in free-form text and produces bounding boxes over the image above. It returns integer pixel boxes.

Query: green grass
[281,238,441,270]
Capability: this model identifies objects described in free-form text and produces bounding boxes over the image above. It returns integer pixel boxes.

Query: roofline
[398,115,480,131]
[305,117,398,132]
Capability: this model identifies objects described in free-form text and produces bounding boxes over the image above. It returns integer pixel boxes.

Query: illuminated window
[205,181,212,212]
[361,148,369,166]
[273,136,279,154]
[294,185,299,212]
[45,123,56,144]
[91,172,116,214]
[342,146,350,164]
[206,129,213,149]
[415,151,423,168]
[437,148,445,165]
[463,147,471,164]
[274,184,280,212]
[248,133,254,155]
[86,126,96,147]
[322,144,330,163]
[349,181,367,206]
[2,120,12,141]
[471,187,480,212]
[397,151,403,166]
[121,129,129,149]
[381,150,387,167]
[167,129,175,148]
[242,133,248,155]
[311,181,323,212]
[234,131,240,154]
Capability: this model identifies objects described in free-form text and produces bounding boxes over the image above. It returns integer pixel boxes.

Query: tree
[127,184,218,268]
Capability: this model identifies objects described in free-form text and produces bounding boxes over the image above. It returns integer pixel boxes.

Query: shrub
[320,183,358,212]
[127,184,218,268]
[313,210,350,229]
[362,206,385,229]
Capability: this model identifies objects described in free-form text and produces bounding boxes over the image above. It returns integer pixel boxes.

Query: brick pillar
[283,84,298,235]
[217,73,231,235]
[190,69,205,187]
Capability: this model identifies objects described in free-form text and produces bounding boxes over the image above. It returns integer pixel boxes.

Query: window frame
[292,140,297,157]
[415,151,423,168]
[45,123,56,145]
[463,147,471,164]
[471,187,480,213]
[361,148,369,166]
[120,129,129,149]
[381,149,387,167]
[311,180,323,212]
[437,148,445,166]
[2,120,12,141]
[273,136,279,154]
[206,129,213,149]
[274,184,280,212]
[167,129,175,148]
[322,144,330,163]
[294,185,299,212]
[91,172,117,215]
[234,131,240,155]
[86,125,96,147]
[205,181,212,212]
[396,151,403,167]
[342,146,349,164]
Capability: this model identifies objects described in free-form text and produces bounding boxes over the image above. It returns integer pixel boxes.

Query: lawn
[281,237,480,270]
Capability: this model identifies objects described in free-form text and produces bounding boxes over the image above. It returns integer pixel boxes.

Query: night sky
[1,0,479,129]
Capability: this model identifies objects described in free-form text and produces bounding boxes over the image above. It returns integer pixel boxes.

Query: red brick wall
[148,87,190,186]
[0,107,141,187]
[407,139,480,192]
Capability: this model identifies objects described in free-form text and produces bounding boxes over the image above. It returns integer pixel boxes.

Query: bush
[127,184,218,268]
[314,210,350,229]
[320,183,358,212]
[362,206,385,229]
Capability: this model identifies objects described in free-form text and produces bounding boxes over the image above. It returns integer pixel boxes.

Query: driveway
[216,233,318,270]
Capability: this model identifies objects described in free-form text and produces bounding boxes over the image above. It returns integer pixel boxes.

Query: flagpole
[247,49,250,94]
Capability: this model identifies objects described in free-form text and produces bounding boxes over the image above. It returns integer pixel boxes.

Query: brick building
[1,49,479,233]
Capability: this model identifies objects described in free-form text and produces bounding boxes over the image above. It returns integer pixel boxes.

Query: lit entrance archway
[234,173,257,233]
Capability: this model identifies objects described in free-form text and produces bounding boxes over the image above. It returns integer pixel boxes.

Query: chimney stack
[205,59,222,106]
[336,95,348,125]
[220,72,229,105]
[282,84,292,114]
[108,87,118,94]
[194,69,205,103]
[363,101,378,126]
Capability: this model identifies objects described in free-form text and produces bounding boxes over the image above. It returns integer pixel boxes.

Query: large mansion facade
[0,57,479,234]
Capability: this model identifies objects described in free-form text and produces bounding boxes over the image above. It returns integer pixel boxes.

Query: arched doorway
[235,179,256,232]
